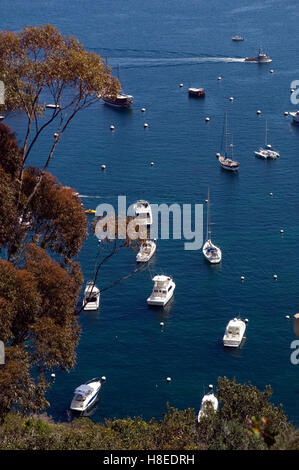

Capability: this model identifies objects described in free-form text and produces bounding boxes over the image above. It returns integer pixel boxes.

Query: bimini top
[74,384,93,396]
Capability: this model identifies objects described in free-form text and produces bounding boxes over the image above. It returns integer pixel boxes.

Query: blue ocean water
[1,0,299,426]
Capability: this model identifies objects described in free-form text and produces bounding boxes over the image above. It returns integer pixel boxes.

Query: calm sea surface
[1,0,299,425]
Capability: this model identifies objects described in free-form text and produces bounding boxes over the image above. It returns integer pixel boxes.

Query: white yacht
[134,200,153,226]
[202,189,222,264]
[223,318,246,347]
[290,111,299,124]
[70,378,101,412]
[232,35,244,41]
[254,120,280,160]
[83,282,100,310]
[136,240,156,263]
[217,113,239,171]
[197,386,219,422]
[46,103,60,109]
[147,275,175,307]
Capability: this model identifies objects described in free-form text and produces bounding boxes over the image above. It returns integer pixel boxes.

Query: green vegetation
[0,377,298,450]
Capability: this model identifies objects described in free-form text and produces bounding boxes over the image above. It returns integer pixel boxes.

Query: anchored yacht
[136,240,156,263]
[254,120,280,159]
[223,318,246,347]
[83,282,100,310]
[134,200,153,226]
[217,113,239,171]
[232,35,244,41]
[197,386,219,422]
[70,378,101,412]
[203,189,222,264]
[147,275,175,307]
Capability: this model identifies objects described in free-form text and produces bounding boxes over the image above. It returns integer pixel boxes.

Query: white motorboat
[217,113,239,171]
[134,200,153,226]
[83,281,100,310]
[203,189,222,264]
[232,35,244,41]
[136,240,156,263]
[290,111,299,124]
[197,386,219,422]
[147,275,175,307]
[254,120,280,160]
[70,378,101,412]
[188,87,205,97]
[46,103,60,109]
[223,317,246,347]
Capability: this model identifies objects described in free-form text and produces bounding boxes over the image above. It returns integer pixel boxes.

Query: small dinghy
[136,240,156,263]
[70,378,101,412]
[197,385,218,422]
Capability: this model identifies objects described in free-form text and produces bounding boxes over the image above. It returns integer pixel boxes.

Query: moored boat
[217,113,239,171]
[254,120,280,159]
[134,200,153,226]
[188,87,205,97]
[70,378,102,412]
[197,385,218,422]
[136,240,156,263]
[290,111,299,124]
[147,275,175,307]
[232,35,244,41]
[83,282,100,310]
[223,318,246,347]
[203,189,222,264]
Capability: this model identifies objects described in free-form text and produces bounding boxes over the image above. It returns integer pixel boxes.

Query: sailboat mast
[265,119,268,147]
[225,112,228,156]
[206,188,210,241]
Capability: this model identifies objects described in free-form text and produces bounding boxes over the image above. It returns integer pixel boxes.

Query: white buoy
[245,318,249,323]
[241,276,245,281]
[101,376,106,382]
[216,152,221,158]
[54,132,59,138]
[144,123,148,128]
[257,110,261,115]
[269,192,273,197]
[51,373,56,379]
[284,111,288,116]
[270,69,274,73]
[160,322,164,327]
[229,96,234,101]
[110,125,115,131]
[101,164,106,170]
[280,229,284,234]
[273,274,278,280]
[141,107,146,112]
[205,199,208,203]
[208,384,213,390]
[286,315,290,320]
[150,161,154,166]
[217,76,222,81]
[205,117,210,122]
[179,83,183,88]
[291,89,295,93]
[166,377,172,382]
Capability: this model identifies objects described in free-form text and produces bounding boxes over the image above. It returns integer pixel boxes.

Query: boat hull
[147,281,175,307]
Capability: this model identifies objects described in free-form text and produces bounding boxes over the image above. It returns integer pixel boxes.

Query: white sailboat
[217,113,239,171]
[254,120,280,160]
[202,189,222,264]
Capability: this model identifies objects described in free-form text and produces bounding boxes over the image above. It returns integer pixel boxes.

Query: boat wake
[108,57,246,68]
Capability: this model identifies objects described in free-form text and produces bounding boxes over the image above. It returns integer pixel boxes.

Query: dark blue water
[2,0,299,426]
